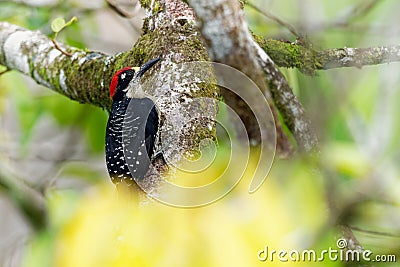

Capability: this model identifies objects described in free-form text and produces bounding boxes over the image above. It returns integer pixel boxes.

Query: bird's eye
[121,73,127,80]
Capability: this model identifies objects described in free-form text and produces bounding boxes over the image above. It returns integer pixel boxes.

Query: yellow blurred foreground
[22,159,342,267]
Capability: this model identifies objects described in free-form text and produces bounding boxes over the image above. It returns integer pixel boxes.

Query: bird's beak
[136,57,161,77]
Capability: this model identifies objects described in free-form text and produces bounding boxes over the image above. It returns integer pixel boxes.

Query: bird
[105,58,161,188]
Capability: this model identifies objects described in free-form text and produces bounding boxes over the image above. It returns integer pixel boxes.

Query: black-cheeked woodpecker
[105,58,161,186]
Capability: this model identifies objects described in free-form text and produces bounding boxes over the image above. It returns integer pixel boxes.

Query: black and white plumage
[105,58,161,185]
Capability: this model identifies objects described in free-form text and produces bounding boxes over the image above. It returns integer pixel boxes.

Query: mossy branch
[0,22,121,109]
[253,41,319,152]
[255,34,400,75]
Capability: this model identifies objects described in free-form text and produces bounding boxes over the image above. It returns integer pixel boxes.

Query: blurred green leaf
[51,16,77,34]
[41,94,85,125]
[51,18,66,33]
[348,69,379,122]
[61,163,104,184]
[83,107,108,153]
[47,190,81,229]
[0,3,18,20]
[25,8,51,29]
[40,94,107,153]
[64,22,87,49]
[21,231,54,267]
[328,113,353,142]
[4,74,44,149]
[322,142,370,179]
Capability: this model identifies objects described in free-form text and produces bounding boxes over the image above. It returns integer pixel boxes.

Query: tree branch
[0,21,115,108]
[189,0,293,154]
[3,20,398,112]
[318,45,400,70]
[190,0,318,153]
[255,36,400,74]
[253,41,319,152]
[106,0,139,18]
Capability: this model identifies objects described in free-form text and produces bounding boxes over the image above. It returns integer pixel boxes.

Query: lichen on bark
[253,34,321,75]
[126,0,219,165]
